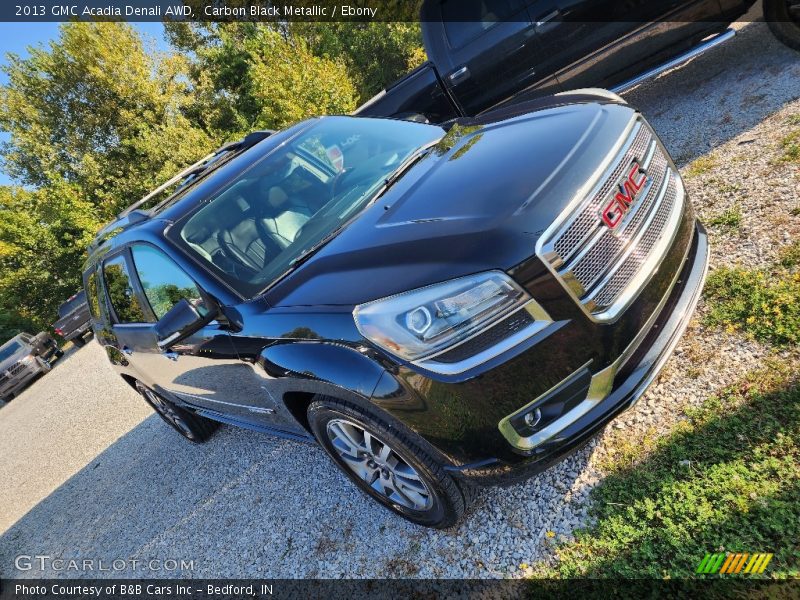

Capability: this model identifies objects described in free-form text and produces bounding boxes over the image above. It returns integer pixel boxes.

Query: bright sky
[0,22,168,186]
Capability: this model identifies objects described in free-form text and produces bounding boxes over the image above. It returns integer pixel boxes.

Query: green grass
[534,362,800,579]
[703,265,800,347]
[685,155,718,178]
[779,242,800,269]
[780,129,800,163]
[707,205,742,231]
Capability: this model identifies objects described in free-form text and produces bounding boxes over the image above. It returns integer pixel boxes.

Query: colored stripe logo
[696,553,773,574]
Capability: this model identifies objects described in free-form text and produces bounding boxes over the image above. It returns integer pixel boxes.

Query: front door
[101,243,295,432]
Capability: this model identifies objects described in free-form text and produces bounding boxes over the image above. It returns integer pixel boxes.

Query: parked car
[356,0,799,122]
[84,99,708,527]
[0,332,62,402]
[54,290,93,347]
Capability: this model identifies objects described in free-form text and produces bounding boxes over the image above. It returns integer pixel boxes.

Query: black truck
[356,0,799,122]
[53,290,93,347]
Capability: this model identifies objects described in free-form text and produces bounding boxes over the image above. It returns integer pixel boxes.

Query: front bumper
[450,221,709,485]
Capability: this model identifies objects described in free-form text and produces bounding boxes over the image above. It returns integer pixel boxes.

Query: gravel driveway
[1,17,799,579]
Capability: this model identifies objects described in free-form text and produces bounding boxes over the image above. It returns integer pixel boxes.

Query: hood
[266,102,637,307]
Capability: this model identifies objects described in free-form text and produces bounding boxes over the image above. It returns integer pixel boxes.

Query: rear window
[441,0,522,49]
[58,291,86,318]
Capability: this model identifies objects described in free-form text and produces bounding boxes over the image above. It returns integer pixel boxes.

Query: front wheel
[135,381,218,443]
[765,0,800,50]
[307,397,472,528]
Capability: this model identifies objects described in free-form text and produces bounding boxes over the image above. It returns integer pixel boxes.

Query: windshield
[0,341,23,363]
[174,117,443,297]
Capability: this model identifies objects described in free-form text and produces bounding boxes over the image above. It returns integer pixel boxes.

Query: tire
[765,0,800,51]
[72,336,86,348]
[135,381,219,443]
[307,397,472,528]
[54,349,65,359]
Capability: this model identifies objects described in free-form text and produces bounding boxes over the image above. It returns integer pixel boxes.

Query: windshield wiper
[289,225,345,268]
[381,145,435,193]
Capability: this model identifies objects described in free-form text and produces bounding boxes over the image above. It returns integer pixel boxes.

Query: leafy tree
[291,22,426,102]
[0,310,37,344]
[0,22,215,218]
[165,23,357,137]
[0,183,101,329]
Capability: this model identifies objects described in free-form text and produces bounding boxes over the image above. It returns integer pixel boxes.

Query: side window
[441,0,521,49]
[103,255,149,324]
[86,270,101,318]
[130,245,206,320]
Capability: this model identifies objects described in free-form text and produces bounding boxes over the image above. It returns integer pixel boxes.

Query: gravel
[1,17,799,580]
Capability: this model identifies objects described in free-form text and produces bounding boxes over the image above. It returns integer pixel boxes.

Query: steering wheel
[329,167,351,200]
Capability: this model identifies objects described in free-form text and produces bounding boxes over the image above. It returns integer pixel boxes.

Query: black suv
[84,98,708,527]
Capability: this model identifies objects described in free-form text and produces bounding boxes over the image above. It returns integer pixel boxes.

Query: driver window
[103,255,149,324]
[130,245,206,320]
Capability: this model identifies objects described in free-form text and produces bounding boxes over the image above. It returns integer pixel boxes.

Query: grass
[779,241,800,269]
[703,263,800,347]
[780,130,800,163]
[532,246,800,580]
[533,361,800,579]
[685,155,718,178]
[706,205,742,231]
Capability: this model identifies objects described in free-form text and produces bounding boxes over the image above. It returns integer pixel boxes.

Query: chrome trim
[498,361,592,449]
[611,29,735,94]
[499,222,703,452]
[537,117,682,323]
[538,118,642,270]
[412,300,553,376]
[587,174,685,321]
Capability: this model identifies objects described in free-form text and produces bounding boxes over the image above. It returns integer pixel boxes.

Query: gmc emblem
[600,161,648,230]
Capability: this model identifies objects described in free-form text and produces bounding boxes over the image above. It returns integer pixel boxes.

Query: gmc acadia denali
[84,94,708,527]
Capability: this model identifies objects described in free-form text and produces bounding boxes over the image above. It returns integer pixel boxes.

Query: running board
[611,28,735,94]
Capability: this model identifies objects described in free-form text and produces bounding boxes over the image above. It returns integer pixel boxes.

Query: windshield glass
[174,117,443,297]
[0,341,23,363]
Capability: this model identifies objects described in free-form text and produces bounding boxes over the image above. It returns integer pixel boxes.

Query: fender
[259,341,387,409]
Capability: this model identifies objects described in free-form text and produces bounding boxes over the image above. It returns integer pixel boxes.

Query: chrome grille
[553,123,651,261]
[537,118,685,322]
[8,362,26,375]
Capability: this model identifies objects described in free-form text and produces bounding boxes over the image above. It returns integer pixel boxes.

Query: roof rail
[88,129,276,255]
[118,130,274,218]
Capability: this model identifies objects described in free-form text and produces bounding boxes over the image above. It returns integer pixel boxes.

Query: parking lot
[1,17,799,579]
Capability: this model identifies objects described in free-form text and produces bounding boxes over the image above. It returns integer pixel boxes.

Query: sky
[0,22,168,186]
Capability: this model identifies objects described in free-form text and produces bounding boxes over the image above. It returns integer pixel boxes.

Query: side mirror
[154,298,218,350]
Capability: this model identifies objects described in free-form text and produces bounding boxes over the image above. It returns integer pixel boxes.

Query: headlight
[20,355,35,365]
[353,271,531,361]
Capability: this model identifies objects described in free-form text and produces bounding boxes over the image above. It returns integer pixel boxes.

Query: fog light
[524,408,542,428]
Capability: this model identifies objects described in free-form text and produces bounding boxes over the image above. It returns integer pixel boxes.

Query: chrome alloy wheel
[142,387,195,438]
[326,418,433,511]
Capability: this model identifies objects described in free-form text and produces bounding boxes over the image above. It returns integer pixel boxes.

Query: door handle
[162,351,178,361]
[535,9,561,32]
[448,66,470,84]
[122,346,134,356]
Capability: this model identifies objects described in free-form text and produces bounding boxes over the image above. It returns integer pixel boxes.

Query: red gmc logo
[600,162,648,230]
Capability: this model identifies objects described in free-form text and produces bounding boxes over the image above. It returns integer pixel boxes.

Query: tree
[0,22,215,218]
[165,23,357,137]
[0,183,102,329]
[293,22,426,103]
